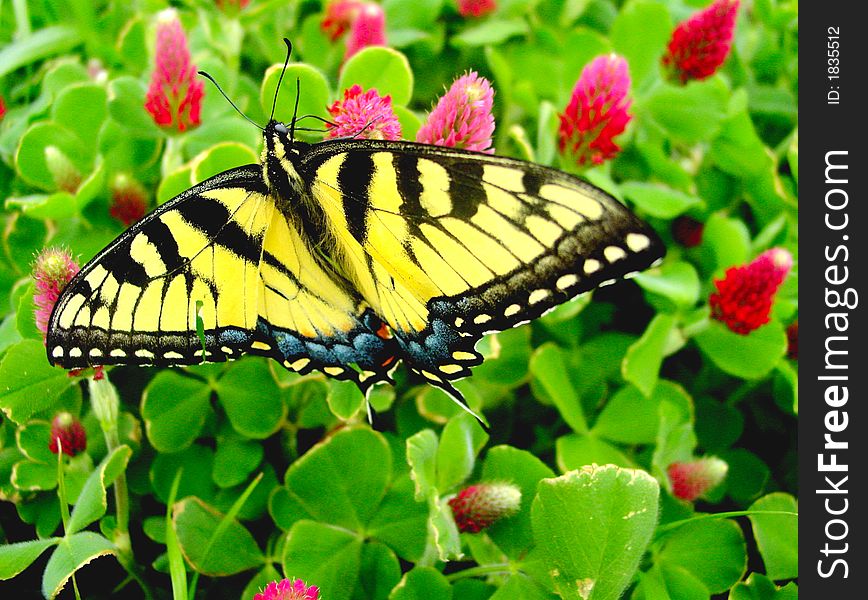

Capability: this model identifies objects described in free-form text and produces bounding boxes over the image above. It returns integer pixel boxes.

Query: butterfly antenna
[198,70,263,131]
[296,114,337,128]
[289,78,301,141]
[352,116,383,139]
[270,38,293,123]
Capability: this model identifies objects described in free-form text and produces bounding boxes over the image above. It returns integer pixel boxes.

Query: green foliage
[1,0,797,598]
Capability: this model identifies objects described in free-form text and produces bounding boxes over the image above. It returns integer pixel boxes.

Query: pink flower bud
[49,412,87,457]
[44,146,82,193]
[416,71,495,154]
[144,9,205,132]
[457,0,497,18]
[558,54,632,167]
[321,0,364,42]
[32,248,80,340]
[448,482,521,533]
[667,457,728,501]
[662,0,740,83]
[253,578,320,600]
[671,215,704,248]
[326,85,402,141]
[345,3,387,60]
[110,173,149,226]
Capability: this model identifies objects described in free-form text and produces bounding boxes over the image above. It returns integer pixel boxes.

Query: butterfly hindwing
[249,205,398,389]
[296,140,664,389]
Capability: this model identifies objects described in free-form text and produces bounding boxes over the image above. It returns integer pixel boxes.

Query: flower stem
[444,563,514,582]
[681,314,710,339]
[56,442,82,600]
[90,376,154,600]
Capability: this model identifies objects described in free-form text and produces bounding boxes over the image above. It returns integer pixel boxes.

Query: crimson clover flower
[325,84,402,140]
[457,0,497,18]
[345,2,387,60]
[662,0,740,83]
[49,412,87,457]
[110,173,149,226]
[321,0,364,41]
[667,457,728,502]
[253,578,320,600]
[144,9,204,132]
[709,248,792,335]
[671,215,704,248]
[32,248,80,340]
[448,483,521,533]
[416,71,495,153]
[558,54,632,167]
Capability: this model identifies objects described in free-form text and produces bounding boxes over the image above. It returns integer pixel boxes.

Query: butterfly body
[47,118,664,402]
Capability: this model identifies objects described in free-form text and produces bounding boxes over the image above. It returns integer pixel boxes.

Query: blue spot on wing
[251,309,398,390]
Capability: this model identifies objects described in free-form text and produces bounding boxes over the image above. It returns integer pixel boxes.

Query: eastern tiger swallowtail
[46,47,664,407]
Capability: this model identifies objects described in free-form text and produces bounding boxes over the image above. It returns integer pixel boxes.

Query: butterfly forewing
[47,167,271,367]
[298,140,664,389]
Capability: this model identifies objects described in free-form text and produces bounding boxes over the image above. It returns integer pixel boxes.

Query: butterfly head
[261,119,310,196]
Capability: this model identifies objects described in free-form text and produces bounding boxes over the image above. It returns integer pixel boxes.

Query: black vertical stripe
[145,219,183,273]
[175,194,261,263]
[449,160,486,219]
[394,153,424,215]
[109,245,148,287]
[522,171,543,196]
[338,152,374,244]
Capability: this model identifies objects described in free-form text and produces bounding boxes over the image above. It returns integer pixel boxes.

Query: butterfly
[46,44,665,408]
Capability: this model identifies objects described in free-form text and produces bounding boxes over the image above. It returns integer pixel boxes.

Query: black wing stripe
[175,194,261,263]
[338,151,375,245]
[144,217,185,275]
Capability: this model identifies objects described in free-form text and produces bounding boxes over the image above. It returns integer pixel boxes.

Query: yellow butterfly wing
[46,165,398,390]
[47,166,269,366]
[299,140,664,390]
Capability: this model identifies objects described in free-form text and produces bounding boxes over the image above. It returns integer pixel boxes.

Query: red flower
[709,248,792,335]
[144,9,204,132]
[32,248,80,340]
[662,0,740,83]
[326,85,401,140]
[49,412,87,457]
[667,457,728,501]
[457,0,497,18]
[448,483,521,533]
[345,3,387,60]
[110,173,149,226]
[672,215,704,248]
[558,54,632,167]
[253,578,319,600]
[416,71,495,153]
[0,95,6,121]
[321,0,364,42]
[786,320,798,360]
